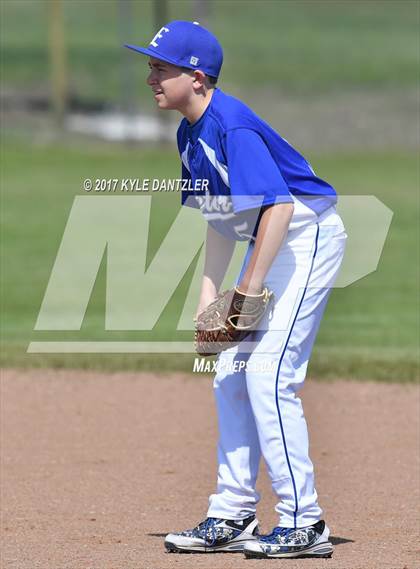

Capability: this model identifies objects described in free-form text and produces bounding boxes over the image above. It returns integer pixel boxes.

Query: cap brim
[124,44,180,67]
[124,44,155,57]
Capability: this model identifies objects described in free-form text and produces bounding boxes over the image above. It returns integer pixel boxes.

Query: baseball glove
[194,286,274,356]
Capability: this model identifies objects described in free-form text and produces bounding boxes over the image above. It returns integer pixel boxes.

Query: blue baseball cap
[125,20,223,78]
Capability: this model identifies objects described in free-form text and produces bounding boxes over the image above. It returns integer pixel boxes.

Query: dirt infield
[1,369,418,569]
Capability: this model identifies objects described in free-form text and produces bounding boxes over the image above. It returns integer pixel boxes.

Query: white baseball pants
[207,207,347,528]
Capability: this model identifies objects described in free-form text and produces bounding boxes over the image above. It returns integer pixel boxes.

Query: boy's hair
[181,66,217,87]
[207,75,218,86]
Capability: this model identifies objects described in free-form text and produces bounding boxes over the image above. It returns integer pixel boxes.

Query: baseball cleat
[243,519,333,559]
[164,514,259,553]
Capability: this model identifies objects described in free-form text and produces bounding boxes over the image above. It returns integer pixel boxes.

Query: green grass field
[1,0,418,106]
[1,136,418,381]
[1,0,418,380]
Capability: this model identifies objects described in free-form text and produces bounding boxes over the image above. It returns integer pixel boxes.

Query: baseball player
[125,21,346,559]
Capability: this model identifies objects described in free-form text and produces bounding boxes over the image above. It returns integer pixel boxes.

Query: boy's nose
[147,71,157,85]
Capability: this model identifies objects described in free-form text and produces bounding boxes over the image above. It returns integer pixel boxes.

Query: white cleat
[165,515,259,553]
[243,520,333,558]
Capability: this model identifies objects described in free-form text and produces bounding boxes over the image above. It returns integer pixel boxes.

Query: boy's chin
[156,101,176,111]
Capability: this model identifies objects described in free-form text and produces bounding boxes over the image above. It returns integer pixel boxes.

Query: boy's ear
[192,69,207,86]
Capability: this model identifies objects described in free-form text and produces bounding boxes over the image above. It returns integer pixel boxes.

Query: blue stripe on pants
[274,224,320,528]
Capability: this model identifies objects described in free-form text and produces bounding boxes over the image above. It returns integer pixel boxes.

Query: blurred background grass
[1,0,418,102]
[1,0,419,381]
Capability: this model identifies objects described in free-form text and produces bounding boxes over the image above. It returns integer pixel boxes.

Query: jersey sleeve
[225,128,293,213]
[177,120,199,209]
[180,163,200,209]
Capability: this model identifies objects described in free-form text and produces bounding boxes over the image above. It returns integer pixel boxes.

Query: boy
[125,20,346,559]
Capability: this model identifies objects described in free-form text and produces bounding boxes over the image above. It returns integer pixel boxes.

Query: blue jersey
[177,88,336,241]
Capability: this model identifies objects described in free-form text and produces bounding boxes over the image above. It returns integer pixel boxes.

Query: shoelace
[192,517,219,546]
[260,526,294,543]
